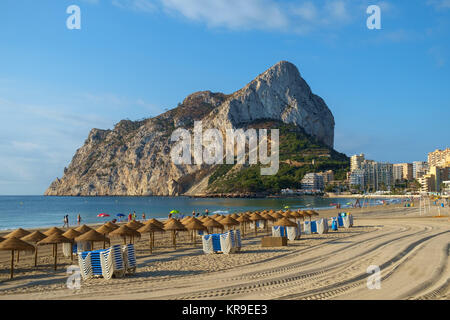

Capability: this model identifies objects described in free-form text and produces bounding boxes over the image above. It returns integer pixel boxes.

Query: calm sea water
[0,196,392,230]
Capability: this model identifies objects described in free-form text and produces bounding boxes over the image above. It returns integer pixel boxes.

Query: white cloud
[160,0,288,30]
[427,0,450,9]
[112,0,157,13]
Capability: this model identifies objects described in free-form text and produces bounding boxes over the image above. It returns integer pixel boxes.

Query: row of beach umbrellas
[0,209,319,279]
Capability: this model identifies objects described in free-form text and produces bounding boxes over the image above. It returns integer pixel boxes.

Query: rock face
[45,61,335,196]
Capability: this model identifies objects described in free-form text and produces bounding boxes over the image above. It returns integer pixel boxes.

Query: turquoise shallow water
[0,195,395,230]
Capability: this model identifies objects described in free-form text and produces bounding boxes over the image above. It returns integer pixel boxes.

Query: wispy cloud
[427,0,450,10]
[112,0,157,13]
[428,46,446,67]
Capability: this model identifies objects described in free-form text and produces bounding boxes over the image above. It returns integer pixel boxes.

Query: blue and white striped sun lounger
[122,243,137,274]
[310,221,317,233]
[78,251,93,280]
[100,244,126,280]
[331,217,338,231]
[80,249,106,277]
[303,221,311,235]
[235,229,242,251]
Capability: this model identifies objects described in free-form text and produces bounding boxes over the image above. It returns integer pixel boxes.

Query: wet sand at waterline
[0,205,448,300]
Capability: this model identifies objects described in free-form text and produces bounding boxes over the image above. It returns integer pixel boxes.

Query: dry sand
[0,204,448,300]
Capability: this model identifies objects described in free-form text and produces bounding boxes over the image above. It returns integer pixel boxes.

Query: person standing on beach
[205,209,209,216]
[77,214,81,226]
[142,212,146,221]
[192,210,196,217]
[133,211,136,220]
[66,214,69,228]
[128,213,132,222]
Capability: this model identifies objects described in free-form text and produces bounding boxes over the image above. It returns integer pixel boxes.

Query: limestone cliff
[45,61,336,196]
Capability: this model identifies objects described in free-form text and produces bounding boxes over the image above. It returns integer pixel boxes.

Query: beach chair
[211,234,222,252]
[286,226,299,241]
[234,229,242,252]
[316,219,328,234]
[219,232,232,254]
[202,234,214,254]
[272,226,282,237]
[337,216,344,227]
[343,215,351,228]
[331,217,338,231]
[310,220,318,233]
[99,245,126,280]
[303,221,311,235]
[349,214,354,227]
[122,243,137,274]
[78,251,93,280]
[80,249,106,277]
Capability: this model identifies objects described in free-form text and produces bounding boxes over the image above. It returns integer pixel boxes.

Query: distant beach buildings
[348,148,450,194]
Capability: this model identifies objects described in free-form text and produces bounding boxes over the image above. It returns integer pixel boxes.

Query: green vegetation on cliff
[207,121,349,194]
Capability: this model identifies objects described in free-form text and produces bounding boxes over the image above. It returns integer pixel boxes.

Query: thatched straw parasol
[138,222,164,253]
[164,218,187,250]
[249,212,265,236]
[145,218,164,229]
[109,225,141,245]
[230,213,240,219]
[219,216,239,230]
[215,215,226,221]
[274,217,298,227]
[304,210,316,221]
[236,215,251,237]
[185,219,207,245]
[43,227,64,236]
[211,213,222,219]
[37,233,72,270]
[61,229,81,261]
[270,212,284,219]
[202,217,224,234]
[104,221,119,230]
[96,225,113,249]
[261,213,276,232]
[5,228,31,263]
[75,229,109,251]
[0,237,35,279]
[5,228,31,239]
[127,220,144,230]
[21,231,47,267]
[74,224,92,234]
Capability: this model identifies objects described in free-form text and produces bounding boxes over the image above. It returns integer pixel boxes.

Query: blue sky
[0,0,449,195]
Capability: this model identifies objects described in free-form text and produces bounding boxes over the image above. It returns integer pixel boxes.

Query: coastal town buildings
[301,173,324,191]
[413,161,429,179]
[348,154,394,191]
[427,148,450,167]
[393,163,413,182]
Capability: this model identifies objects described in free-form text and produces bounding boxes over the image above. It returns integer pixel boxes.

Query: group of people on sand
[127,211,147,222]
[168,208,209,219]
[62,214,82,227]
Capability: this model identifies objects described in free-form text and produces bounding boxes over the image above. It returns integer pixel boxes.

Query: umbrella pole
[123,236,126,245]
[149,233,152,254]
[10,250,14,279]
[254,222,257,237]
[35,245,38,267]
[54,244,57,271]
[71,243,73,262]
[17,251,20,263]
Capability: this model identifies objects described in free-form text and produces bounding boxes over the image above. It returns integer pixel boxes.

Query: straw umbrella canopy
[127,220,144,230]
[289,210,303,222]
[261,213,276,232]
[304,210,316,221]
[5,228,31,263]
[109,225,141,245]
[215,215,226,222]
[236,215,251,237]
[104,221,119,230]
[0,237,35,279]
[96,225,113,249]
[211,213,222,219]
[74,224,92,234]
[145,218,164,229]
[219,216,239,230]
[181,216,193,225]
[61,229,81,261]
[75,229,110,251]
[249,212,265,236]
[21,231,46,268]
[230,213,240,219]
[37,233,72,270]
[185,219,207,245]
[202,217,224,234]
[274,217,298,227]
[270,212,284,219]
[43,227,64,236]
[137,222,164,253]
[164,218,187,250]
[5,228,31,239]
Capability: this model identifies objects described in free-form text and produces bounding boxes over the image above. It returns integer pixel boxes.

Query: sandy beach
[0,204,448,300]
